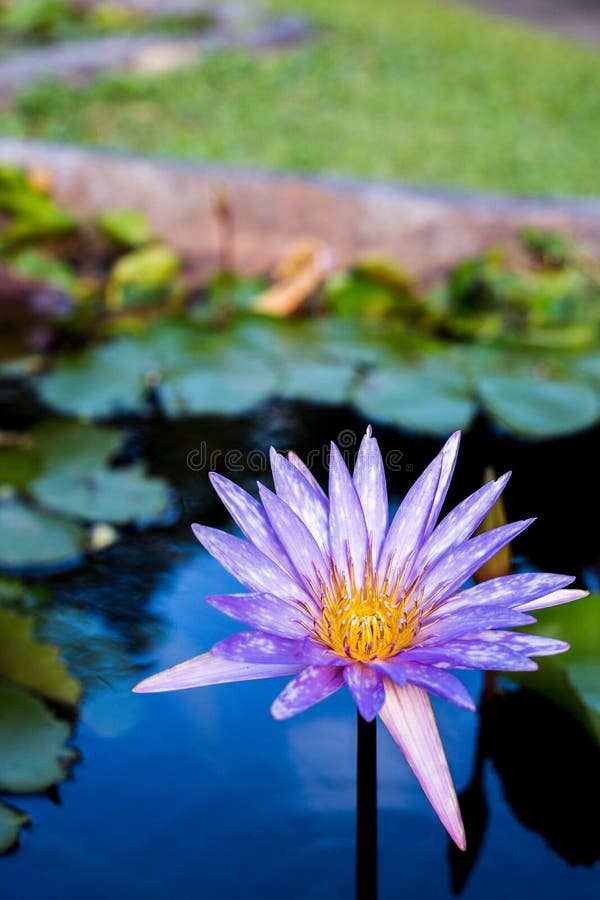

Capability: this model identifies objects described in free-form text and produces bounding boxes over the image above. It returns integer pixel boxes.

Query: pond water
[2,405,600,899]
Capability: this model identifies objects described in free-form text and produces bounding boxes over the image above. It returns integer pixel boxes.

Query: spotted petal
[376,660,475,711]
[193,525,309,600]
[271,665,345,719]
[353,426,388,562]
[377,452,442,582]
[209,473,293,573]
[133,652,303,693]
[418,519,535,604]
[212,631,304,664]
[344,663,385,721]
[206,592,308,638]
[259,484,329,589]
[328,442,368,585]
[270,448,329,551]
[418,472,511,569]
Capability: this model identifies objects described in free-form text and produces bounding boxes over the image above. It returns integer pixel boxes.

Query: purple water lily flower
[134,428,586,849]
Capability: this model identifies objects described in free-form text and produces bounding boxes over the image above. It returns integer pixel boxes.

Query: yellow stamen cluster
[311,560,424,662]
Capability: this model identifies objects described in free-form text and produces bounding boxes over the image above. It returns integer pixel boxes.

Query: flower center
[311,565,423,662]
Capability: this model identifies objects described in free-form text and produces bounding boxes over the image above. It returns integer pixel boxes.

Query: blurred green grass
[2,0,600,195]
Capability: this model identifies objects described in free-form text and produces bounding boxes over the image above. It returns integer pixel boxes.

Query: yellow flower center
[310,562,424,662]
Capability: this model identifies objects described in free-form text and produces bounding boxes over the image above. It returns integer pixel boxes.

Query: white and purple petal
[418,518,535,606]
[406,640,538,671]
[418,472,510,569]
[271,665,344,719]
[258,483,329,588]
[344,663,385,721]
[208,473,293,573]
[423,431,461,538]
[133,651,303,693]
[352,426,388,562]
[193,524,309,601]
[419,606,535,644]
[379,680,466,849]
[375,660,475,711]
[213,631,304,664]
[440,572,575,615]
[377,452,443,584]
[270,448,330,551]
[328,441,368,586]
[206,592,308,638]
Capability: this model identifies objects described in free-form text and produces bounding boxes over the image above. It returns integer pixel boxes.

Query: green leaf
[353,354,476,436]
[38,338,151,418]
[0,609,81,706]
[107,244,180,309]
[0,682,76,794]
[0,444,42,490]
[0,498,84,569]
[32,420,123,473]
[31,463,169,524]
[0,802,30,855]
[6,249,77,293]
[96,208,155,248]
[158,351,276,417]
[478,371,600,437]
[510,594,600,743]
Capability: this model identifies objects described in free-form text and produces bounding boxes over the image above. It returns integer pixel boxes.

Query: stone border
[0,6,311,99]
[2,138,600,283]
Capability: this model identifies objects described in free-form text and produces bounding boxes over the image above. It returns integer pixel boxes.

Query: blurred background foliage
[1,0,599,194]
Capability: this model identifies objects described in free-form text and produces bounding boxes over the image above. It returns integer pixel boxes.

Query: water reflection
[1,410,600,898]
[449,686,600,894]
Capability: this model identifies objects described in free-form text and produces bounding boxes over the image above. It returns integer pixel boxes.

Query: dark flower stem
[356,712,378,900]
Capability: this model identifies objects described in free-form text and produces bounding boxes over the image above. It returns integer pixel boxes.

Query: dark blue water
[3,409,600,898]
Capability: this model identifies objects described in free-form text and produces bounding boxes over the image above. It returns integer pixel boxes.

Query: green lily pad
[510,594,600,743]
[38,338,151,418]
[0,498,84,569]
[0,802,30,854]
[478,371,600,437]
[0,576,49,615]
[0,682,76,794]
[0,444,42,490]
[158,352,276,417]
[0,609,81,707]
[353,354,476,437]
[143,323,277,417]
[31,421,123,473]
[31,463,169,525]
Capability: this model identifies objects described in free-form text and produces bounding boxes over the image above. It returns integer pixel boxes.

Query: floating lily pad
[0,682,76,794]
[0,498,84,569]
[0,802,29,854]
[32,420,123,473]
[38,338,151,418]
[510,595,600,743]
[478,371,600,437]
[353,354,476,437]
[146,323,278,417]
[31,463,169,525]
[0,609,81,707]
[0,444,42,490]
[158,352,276,417]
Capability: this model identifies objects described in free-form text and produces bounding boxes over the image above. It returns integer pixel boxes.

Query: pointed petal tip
[366,424,373,438]
[270,699,292,720]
